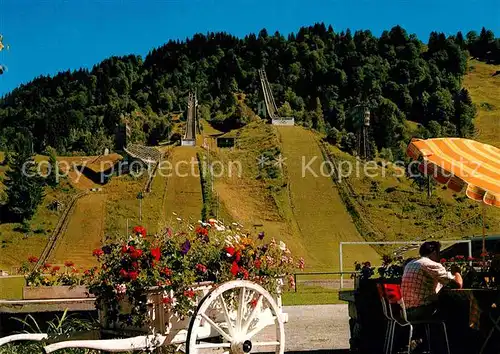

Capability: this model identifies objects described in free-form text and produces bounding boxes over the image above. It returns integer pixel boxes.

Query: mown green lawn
[0,276,25,299]
[282,286,345,306]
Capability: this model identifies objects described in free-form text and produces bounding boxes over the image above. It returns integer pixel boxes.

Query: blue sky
[0,0,499,96]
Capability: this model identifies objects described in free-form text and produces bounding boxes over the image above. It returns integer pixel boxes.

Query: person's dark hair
[419,241,441,257]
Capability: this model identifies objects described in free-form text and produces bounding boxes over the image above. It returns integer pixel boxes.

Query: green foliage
[4,135,44,222]
[45,146,59,187]
[0,24,488,155]
[89,225,301,329]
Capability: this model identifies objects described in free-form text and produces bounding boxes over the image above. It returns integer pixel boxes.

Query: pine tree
[46,146,59,187]
[4,135,44,222]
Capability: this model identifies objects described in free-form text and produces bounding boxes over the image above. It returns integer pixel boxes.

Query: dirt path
[277,126,379,270]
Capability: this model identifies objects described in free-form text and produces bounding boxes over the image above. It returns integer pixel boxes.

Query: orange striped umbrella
[407,138,500,207]
[407,138,500,256]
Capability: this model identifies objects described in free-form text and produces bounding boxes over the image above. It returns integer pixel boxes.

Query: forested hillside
[0,24,498,156]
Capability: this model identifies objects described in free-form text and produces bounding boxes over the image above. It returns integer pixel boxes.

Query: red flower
[254,259,262,269]
[121,245,128,254]
[131,261,139,269]
[52,266,60,272]
[164,279,172,286]
[162,267,172,277]
[64,261,74,267]
[226,247,236,257]
[230,261,239,276]
[120,269,129,279]
[449,257,455,262]
[184,289,195,298]
[128,271,139,280]
[43,263,52,269]
[456,255,465,260]
[130,248,143,260]
[84,269,90,276]
[250,298,258,308]
[28,256,39,263]
[92,249,104,258]
[162,296,173,304]
[72,268,79,274]
[196,264,207,273]
[440,258,447,263]
[468,256,475,261]
[151,247,161,262]
[133,226,147,237]
[235,251,241,263]
[241,268,249,279]
[196,226,208,236]
[481,252,489,258]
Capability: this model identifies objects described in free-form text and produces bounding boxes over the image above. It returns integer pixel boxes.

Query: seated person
[401,241,463,321]
[490,242,500,286]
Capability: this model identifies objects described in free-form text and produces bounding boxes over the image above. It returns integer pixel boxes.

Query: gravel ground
[284,304,350,351]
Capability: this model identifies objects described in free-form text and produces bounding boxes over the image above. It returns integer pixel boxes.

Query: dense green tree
[0,24,487,155]
[45,146,59,187]
[4,134,44,222]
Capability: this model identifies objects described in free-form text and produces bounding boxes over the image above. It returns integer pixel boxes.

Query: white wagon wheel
[186,280,285,354]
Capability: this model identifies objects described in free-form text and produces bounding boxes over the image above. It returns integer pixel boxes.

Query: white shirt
[401,257,455,308]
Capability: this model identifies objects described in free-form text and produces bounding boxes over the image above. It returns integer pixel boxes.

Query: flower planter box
[99,282,213,338]
[23,286,94,300]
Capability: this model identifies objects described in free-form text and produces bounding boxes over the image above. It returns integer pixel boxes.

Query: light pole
[137,192,144,222]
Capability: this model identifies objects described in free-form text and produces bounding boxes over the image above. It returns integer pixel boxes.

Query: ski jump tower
[181,91,197,146]
[258,68,294,126]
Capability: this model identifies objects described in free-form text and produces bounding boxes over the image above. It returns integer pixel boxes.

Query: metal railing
[292,271,356,292]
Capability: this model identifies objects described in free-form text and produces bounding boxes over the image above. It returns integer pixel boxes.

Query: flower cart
[43,279,287,353]
[11,223,301,353]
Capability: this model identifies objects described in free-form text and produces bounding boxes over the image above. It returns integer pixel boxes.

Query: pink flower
[298,257,305,270]
[115,284,127,295]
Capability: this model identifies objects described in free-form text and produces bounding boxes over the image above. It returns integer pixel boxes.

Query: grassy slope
[277,126,379,270]
[49,193,106,268]
[213,121,310,264]
[464,60,500,148]
[0,180,76,271]
[320,61,500,258]
[163,146,203,224]
[325,145,500,248]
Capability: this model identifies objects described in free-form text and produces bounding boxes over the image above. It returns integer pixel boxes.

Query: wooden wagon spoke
[195,342,231,349]
[241,294,264,333]
[252,341,282,347]
[236,286,246,331]
[187,280,285,354]
[246,316,277,338]
[200,313,232,342]
[218,294,235,336]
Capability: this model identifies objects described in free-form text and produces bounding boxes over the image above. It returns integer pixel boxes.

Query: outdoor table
[439,288,500,354]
